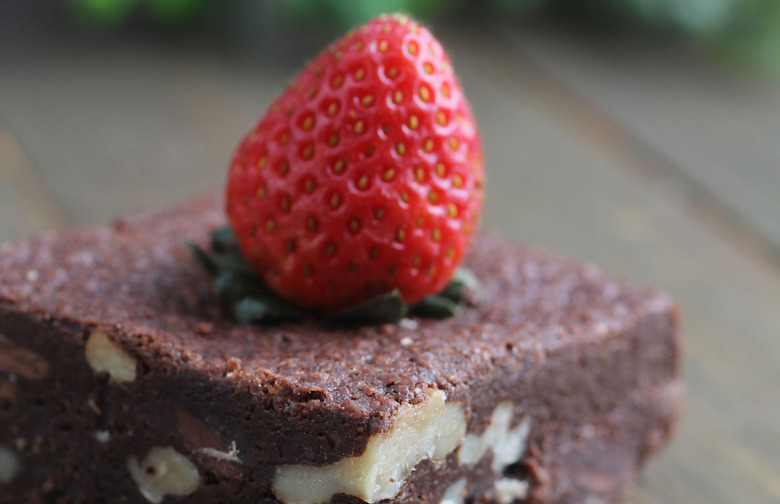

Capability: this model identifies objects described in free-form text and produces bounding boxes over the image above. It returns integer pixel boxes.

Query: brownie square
[0,196,682,504]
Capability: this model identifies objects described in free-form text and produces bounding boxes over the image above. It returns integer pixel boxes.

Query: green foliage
[491,0,780,73]
[146,0,208,25]
[719,0,780,73]
[70,0,206,28]
[67,0,779,72]
[275,0,779,70]
[587,0,780,71]
[278,0,453,29]
[70,0,140,28]
[490,0,548,16]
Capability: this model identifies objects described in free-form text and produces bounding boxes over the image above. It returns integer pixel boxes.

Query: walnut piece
[458,401,531,473]
[0,445,20,485]
[273,389,466,504]
[440,478,467,504]
[126,446,200,503]
[273,395,533,504]
[175,408,228,451]
[85,331,136,382]
[494,478,529,503]
[0,333,49,380]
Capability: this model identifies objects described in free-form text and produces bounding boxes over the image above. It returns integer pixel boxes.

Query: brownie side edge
[0,195,683,503]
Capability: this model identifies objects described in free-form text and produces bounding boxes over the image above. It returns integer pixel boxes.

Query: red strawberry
[226,13,484,311]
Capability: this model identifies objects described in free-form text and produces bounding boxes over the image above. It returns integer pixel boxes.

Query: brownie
[0,196,682,504]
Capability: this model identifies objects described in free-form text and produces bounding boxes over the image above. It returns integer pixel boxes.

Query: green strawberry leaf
[185,241,219,276]
[211,250,259,277]
[234,297,304,324]
[210,225,240,253]
[439,267,487,306]
[409,295,460,319]
[215,271,274,298]
[189,227,486,326]
[328,290,407,324]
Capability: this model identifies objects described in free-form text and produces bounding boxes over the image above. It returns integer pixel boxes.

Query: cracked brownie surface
[0,196,682,504]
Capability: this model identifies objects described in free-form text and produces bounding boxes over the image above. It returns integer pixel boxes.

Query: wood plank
[494,24,780,256]
[444,30,780,504]
[0,28,778,503]
[0,45,289,229]
[0,126,69,243]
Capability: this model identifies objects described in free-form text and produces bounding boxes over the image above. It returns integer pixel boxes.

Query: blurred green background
[63,0,780,76]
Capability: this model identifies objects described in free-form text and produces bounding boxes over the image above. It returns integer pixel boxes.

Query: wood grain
[0,46,287,226]
[494,24,780,257]
[0,126,68,242]
[445,29,780,504]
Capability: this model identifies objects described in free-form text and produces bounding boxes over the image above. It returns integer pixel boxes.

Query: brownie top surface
[0,196,671,415]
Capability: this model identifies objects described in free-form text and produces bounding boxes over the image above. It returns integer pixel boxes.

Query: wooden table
[1,22,778,504]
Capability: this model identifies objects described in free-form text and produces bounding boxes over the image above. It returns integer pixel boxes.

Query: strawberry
[226,13,484,311]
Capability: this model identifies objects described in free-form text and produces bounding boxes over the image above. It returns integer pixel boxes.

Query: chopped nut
[127,446,200,503]
[458,402,531,473]
[440,478,466,504]
[197,441,241,464]
[175,409,227,452]
[0,446,20,485]
[0,333,49,380]
[85,331,136,382]
[86,397,102,415]
[273,389,466,504]
[494,478,529,503]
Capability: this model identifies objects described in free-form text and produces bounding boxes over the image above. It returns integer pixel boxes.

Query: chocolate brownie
[0,196,682,504]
